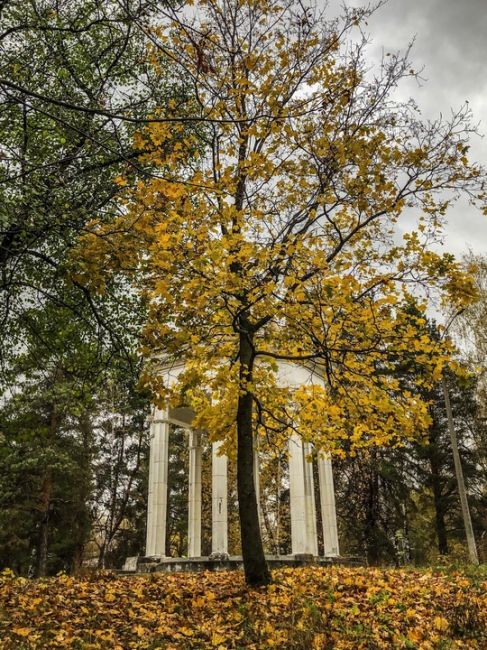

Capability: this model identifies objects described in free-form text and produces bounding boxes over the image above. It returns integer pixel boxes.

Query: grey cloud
[370,0,487,100]
[326,0,487,256]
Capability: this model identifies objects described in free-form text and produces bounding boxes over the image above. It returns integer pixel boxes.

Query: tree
[0,295,151,575]
[0,2,175,573]
[0,354,93,577]
[450,254,487,559]
[455,254,487,414]
[0,0,191,378]
[79,0,485,585]
[333,369,486,565]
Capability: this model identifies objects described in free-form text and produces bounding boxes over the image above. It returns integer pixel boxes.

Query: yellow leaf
[12,627,32,637]
[433,616,449,632]
[211,631,227,645]
[133,624,146,637]
[313,634,325,649]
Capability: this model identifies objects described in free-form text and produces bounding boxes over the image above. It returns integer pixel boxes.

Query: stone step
[119,554,363,575]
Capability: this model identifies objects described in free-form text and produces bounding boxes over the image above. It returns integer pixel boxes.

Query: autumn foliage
[77,0,485,460]
[74,0,487,584]
[1,566,486,649]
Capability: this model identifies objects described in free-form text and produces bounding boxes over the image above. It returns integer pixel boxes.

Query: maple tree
[77,0,486,585]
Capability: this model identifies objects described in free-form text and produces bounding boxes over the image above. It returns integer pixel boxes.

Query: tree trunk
[98,543,106,569]
[71,545,84,575]
[236,329,271,586]
[35,397,57,578]
[427,431,449,555]
[442,378,479,565]
[35,471,52,578]
[364,457,380,565]
[71,411,93,573]
[261,499,277,554]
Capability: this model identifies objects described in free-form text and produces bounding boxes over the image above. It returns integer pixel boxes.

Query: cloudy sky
[328,0,487,259]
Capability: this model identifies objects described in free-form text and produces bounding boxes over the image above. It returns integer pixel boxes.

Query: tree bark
[442,377,479,565]
[35,471,52,578]
[98,543,106,569]
[427,429,449,555]
[71,411,93,573]
[35,396,57,578]
[364,457,380,565]
[236,328,271,586]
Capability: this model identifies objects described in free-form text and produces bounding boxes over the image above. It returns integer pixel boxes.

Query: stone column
[289,433,312,555]
[145,415,156,557]
[318,453,340,556]
[211,440,228,557]
[187,430,202,558]
[145,409,170,557]
[303,442,318,557]
[289,434,318,556]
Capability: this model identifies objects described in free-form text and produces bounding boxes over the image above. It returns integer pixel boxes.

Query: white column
[288,432,308,555]
[211,440,228,556]
[145,409,170,557]
[145,415,157,556]
[318,453,340,556]
[187,430,202,558]
[289,434,318,556]
[303,442,318,556]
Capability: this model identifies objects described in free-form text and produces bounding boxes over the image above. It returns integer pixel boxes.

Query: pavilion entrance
[124,359,340,573]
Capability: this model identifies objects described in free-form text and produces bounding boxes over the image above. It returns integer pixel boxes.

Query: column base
[121,555,164,573]
[291,553,317,564]
[208,551,230,561]
[120,554,363,574]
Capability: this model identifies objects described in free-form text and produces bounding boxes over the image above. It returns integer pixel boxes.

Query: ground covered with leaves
[0,566,486,649]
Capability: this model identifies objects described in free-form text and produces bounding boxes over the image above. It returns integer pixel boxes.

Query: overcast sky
[328,0,487,259]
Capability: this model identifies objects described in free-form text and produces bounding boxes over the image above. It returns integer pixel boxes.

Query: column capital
[188,430,202,448]
[146,410,170,425]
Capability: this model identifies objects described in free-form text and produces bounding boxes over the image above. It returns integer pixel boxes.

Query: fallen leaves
[0,566,486,648]
[10,627,31,637]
